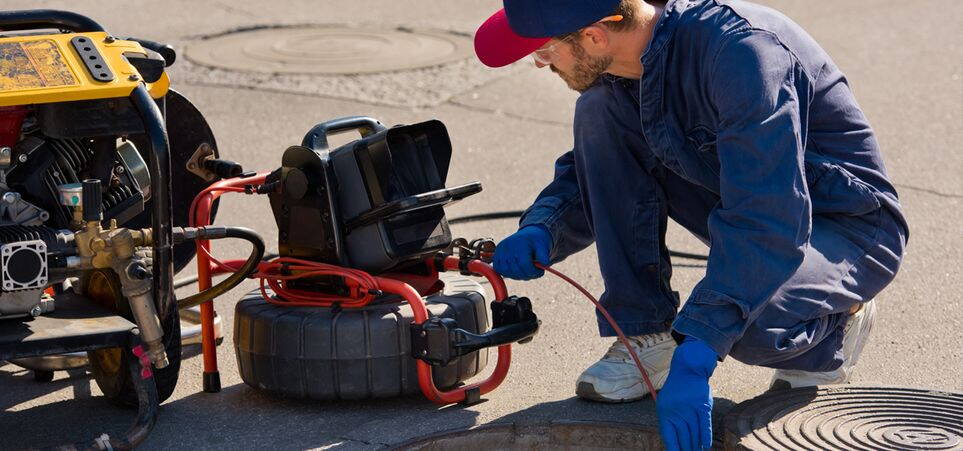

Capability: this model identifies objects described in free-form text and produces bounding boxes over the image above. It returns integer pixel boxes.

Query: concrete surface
[0,0,960,449]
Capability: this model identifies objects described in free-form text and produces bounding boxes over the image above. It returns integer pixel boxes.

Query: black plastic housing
[271,117,480,273]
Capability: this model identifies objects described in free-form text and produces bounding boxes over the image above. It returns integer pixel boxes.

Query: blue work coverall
[519,0,909,371]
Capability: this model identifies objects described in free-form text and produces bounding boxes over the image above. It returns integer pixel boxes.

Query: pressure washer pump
[229,116,540,404]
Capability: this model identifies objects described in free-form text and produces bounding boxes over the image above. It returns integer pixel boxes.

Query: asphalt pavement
[0,0,960,449]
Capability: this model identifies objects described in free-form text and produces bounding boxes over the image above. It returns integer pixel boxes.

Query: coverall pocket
[685,125,721,177]
[804,159,881,216]
[682,288,752,341]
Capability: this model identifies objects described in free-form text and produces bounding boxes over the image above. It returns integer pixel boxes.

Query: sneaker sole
[576,371,668,403]
[577,381,647,403]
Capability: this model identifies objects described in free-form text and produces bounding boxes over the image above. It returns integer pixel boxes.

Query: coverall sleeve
[672,30,812,358]
[519,150,595,264]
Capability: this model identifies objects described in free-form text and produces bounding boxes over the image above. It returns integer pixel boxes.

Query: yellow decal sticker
[0,39,78,92]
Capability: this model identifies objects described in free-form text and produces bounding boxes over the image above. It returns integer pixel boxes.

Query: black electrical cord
[173,226,265,310]
[447,210,709,261]
[173,252,279,290]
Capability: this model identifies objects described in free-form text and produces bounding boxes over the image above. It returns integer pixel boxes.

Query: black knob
[82,179,102,221]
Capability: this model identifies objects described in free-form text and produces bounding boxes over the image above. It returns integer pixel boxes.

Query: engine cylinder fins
[724,385,963,450]
[0,225,67,244]
[32,137,145,226]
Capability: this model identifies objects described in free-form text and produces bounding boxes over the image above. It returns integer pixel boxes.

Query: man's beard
[551,41,612,93]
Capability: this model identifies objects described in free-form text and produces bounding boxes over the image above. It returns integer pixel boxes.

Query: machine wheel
[127,88,222,275]
[33,370,54,382]
[234,276,489,400]
[84,269,181,407]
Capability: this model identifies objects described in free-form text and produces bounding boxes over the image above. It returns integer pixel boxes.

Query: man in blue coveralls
[474,0,909,449]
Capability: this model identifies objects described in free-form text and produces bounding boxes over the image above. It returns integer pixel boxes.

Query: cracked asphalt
[0,0,960,449]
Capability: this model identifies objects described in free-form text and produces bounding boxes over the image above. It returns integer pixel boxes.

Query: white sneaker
[770,300,877,390]
[576,332,676,403]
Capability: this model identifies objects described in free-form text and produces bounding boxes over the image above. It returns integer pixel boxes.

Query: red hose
[254,255,513,404]
[534,262,659,402]
[253,257,380,308]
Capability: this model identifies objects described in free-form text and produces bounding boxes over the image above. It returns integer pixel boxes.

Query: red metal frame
[378,256,513,404]
[191,172,267,381]
[190,174,514,404]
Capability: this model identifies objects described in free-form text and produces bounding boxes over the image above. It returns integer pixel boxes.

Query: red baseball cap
[474,0,623,68]
[473,8,550,68]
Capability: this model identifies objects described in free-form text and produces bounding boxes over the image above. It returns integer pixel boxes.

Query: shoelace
[603,333,670,361]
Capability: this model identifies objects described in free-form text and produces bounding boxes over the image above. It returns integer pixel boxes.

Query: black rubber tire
[89,311,180,407]
[33,370,54,382]
[234,276,489,400]
[126,88,221,275]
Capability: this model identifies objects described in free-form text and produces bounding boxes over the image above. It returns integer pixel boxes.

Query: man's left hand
[657,337,718,450]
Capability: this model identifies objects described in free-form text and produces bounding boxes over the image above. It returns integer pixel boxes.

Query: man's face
[535,37,612,93]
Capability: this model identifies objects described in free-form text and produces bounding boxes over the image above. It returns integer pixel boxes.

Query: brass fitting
[73,217,165,367]
[73,218,152,270]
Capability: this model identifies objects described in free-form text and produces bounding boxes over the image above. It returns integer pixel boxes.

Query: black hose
[60,339,159,450]
[173,252,278,290]
[447,210,709,261]
[174,227,265,310]
[448,210,527,225]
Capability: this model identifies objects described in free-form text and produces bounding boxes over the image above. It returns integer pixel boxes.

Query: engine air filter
[724,386,963,450]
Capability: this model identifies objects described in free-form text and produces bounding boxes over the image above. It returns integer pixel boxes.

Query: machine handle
[0,9,104,32]
[343,182,483,231]
[411,295,539,367]
[125,37,177,66]
[301,116,387,152]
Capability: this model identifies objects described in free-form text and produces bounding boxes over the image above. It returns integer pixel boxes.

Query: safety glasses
[531,15,624,66]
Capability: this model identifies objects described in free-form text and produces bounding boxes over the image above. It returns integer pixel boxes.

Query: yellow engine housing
[0,31,168,107]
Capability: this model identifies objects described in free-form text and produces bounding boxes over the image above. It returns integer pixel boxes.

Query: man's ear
[580,25,610,53]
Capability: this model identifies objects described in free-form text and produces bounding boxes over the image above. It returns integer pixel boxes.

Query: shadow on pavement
[0,366,131,451]
[389,395,739,450]
[153,383,482,449]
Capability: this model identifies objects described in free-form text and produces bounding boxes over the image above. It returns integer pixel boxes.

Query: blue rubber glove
[493,225,552,280]
[657,337,718,451]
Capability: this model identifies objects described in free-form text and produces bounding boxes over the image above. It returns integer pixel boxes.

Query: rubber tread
[234,276,489,400]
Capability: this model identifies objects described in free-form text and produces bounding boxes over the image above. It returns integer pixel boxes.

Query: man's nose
[534,58,548,69]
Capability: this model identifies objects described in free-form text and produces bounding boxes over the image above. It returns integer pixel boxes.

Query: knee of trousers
[727,313,845,369]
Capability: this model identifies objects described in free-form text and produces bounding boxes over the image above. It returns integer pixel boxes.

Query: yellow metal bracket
[0,31,169,107]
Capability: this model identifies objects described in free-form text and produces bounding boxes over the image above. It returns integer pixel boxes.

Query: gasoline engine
[0,13,242,418]
[0,103,176,371]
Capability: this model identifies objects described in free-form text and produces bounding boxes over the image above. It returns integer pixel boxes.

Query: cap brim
[474,8,551,68]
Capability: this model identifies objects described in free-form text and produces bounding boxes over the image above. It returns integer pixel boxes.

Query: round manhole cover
[393,422,663,450]
[724,386,963,450]
[185,26,473,75]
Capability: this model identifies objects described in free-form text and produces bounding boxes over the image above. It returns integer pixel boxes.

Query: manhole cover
[185,25,473,75]
[724,386,963,450]
[393,422,663,450]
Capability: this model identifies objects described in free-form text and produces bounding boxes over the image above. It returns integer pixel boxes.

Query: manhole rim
[390,420,662,451]
[723,384,963,451]
[182,23,475,76]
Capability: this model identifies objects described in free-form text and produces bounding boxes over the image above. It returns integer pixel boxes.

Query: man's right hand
[493,225,553,280]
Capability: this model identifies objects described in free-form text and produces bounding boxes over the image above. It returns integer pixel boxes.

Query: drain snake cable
[533,262,659,402]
